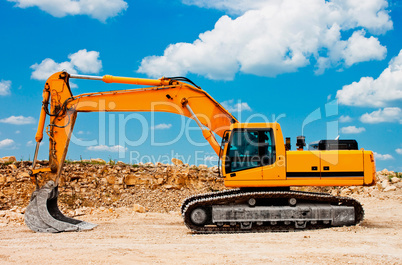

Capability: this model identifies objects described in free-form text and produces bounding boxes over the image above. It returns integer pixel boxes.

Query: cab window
[225,129,275,173]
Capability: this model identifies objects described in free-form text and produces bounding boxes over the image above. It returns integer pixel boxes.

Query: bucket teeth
[24,181,97,233]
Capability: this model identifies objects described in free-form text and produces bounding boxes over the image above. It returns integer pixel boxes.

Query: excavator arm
[35,72,237,175]
[26,71,237,233]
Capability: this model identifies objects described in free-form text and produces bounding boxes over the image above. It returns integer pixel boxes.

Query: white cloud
[374,152,394,161]
[7,0,128,22]
[183,0,393,34]
[87,145,127,152]
[342,30,386,66]
[0,139,15,149]
[0,80,11,96]
[31,49,102,80]
[0,115,35,125]
[15,130,20,134]
[340,126,366,134]
[30,58,76,80]
[339,115,352,123]
[68,50,102,73]
[396,148,402,155]
[221,100,251,112]
[360,107,402,124]
[151,123,172,130]
[183,0,268,15]
[337,49,402,107]
[138,0,392,80]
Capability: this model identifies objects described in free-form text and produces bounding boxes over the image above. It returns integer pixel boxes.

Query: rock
[157,178,164,185]
[376,183,383,191]
[383,185,396,192]
[6,176,15,183]
[90,158,106,164]
[377,174,388,182]
[8,164,17,170]
[381,180,389,189]
[145,162,154,167]
[17,172,30,180]
[124,174,153,186]
[0,174,6,184]
[106,176,116,185]
[391,177,400,184]
[133,204,146,213]
[388,171,397,178]
[198,164,208,170]
[380,169,389,175]
[171,158,183,166]
[350,186,361,193]
[0,156,17,164]
[74,208,85,216]
[340,188,351,197]
[210,166,219,173]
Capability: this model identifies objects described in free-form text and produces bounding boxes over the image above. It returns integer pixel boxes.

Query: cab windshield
[225,129,275,173]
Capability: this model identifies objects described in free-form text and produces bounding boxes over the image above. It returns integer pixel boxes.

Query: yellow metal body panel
[320,150,364,172]
[286,151,321,173]
[363,150,376,185]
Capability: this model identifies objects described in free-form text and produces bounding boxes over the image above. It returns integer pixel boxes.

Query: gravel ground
[0,191,401,265]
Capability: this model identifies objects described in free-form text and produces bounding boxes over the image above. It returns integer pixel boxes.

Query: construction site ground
[0,192,401,265]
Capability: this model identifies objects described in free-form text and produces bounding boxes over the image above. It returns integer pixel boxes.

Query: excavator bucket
[24,180,97,233]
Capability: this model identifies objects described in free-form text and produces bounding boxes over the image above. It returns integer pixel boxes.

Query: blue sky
[0,0,401,171]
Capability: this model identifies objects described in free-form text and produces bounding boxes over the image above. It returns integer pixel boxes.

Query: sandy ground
[0,195,401,265]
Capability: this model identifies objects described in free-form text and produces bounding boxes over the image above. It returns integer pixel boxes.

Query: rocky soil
[0,157,224,214]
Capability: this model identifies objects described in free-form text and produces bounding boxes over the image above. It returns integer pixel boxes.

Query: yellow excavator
[25,71,376,233]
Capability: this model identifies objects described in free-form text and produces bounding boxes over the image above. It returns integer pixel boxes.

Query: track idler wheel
[190,207,209,226]
[24,180,97,233]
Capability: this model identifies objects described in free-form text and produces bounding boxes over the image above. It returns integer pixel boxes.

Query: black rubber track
[181,190,364,234]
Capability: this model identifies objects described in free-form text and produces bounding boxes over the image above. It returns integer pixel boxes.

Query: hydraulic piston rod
[184,101,221,156]
[70,73,173,87]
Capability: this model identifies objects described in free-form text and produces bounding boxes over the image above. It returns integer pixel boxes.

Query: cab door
[223,129,263,181]
[261,126,286,180]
